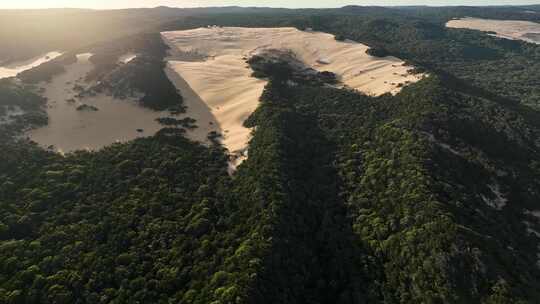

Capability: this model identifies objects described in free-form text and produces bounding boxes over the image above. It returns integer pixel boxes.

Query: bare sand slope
[27,53,171,153]
[165,55,266,156]
[119,52,137,64]
[0,51,62,79]
[447,18,540,44]
[162,27,423,163]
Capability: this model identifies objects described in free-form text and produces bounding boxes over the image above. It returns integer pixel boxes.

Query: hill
[1,5,540,304]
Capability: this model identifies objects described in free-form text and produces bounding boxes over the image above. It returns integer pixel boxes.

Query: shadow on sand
[164,63,223,146]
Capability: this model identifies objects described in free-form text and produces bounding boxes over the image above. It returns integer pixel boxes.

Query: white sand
[119,52,137,64]
[162,27,423,164]
[0,52,63,79]
[26,53,171,153]
[447,17,540,44]
[164,55,266,156]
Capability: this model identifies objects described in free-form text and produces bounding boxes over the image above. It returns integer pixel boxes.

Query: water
[26,53,174,153]
[0,52,62,79]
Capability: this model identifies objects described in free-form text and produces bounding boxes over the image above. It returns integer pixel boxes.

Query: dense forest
[84,33,184,112]
[0,79,48,139]
[1,5,540,303]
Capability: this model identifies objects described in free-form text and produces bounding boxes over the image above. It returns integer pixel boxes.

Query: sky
[0,0,539,9]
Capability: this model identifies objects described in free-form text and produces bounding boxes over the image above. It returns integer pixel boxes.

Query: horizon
[1,0,540,10]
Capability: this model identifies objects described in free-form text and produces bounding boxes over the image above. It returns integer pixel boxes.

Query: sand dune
[165,55,266,156]
[27,53,172,153]
[162,27,423,165]
[0,51,62,79]
[447,17,540,44]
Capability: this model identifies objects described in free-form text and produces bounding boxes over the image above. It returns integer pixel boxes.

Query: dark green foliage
[0,79,47,139]
[97,55,183,111]
[75,104,99,111]
[365,46,390,57]
[0,84,377,303]
[295,14,540,108]
[156,117,197,129]
[0,80,45,112]
[275,74,540,302]
[237,83,378,303]
[247,52,338,86]
[2,5,540,304]
[84,34,184,112]
[0,135,235,303]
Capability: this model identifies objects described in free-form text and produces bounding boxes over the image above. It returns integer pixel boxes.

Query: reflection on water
[26,53,173,153]
[0,52,62,79]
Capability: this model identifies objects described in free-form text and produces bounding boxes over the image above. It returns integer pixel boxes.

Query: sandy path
[0,51,62,79]
[162,27,423,166]
[27,53,171,153]
[447,17,540,44]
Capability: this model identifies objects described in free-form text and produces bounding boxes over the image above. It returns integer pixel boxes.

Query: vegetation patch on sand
[76,104,99,111]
